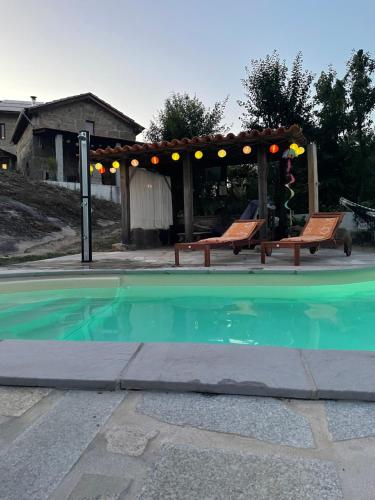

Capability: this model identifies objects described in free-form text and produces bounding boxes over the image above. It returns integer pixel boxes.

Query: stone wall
[0,112,19,155]
[16,125,35,177]
[32,135,57,180]
[32,100,137,141]
[15,98,139,180]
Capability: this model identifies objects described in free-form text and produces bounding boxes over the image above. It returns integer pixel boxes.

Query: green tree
[145,93,228,222]
[146,92,228,142]
[345,49,375,201]
[314,68,350,208]
[238,51,315,229]
[238,51,315,134]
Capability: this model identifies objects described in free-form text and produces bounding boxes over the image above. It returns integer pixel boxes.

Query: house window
[0,124,5,140]
[85,120,95,136]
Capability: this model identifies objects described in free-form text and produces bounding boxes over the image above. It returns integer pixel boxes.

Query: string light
[131,159,139,167]
[194,150,203,159]
[290,143,299,152]
[112,160,120,168]
[297,146,305,156]
[242,145,252,154]
[89,165,94,174]
[151,156,159,165]
[269,144,279,154]
[95,163,103,170]
[99,166,106,174]
[171,152,180,161]
[218,149,227,158]
[109,167,116,174]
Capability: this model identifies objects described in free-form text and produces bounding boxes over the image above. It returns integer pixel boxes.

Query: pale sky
[1,0,374,136]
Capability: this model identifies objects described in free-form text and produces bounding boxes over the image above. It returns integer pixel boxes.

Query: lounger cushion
[302,217,339,238]
[198,221,259,244]
[280,235,327,243]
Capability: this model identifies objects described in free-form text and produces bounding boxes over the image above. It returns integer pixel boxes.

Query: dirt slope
[0,171,120,262]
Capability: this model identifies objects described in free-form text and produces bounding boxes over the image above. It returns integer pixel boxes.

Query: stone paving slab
[138,443,343,500]
[0,390,125,500]
[0,340,140,390]
[0,387,50,416]
[137,392,315,448]
[105,424,159,456]
[325,400,375,441]
[121,343,316,398]
[0,415,10,425]
[67,473,131,500]
[302,350,375,401]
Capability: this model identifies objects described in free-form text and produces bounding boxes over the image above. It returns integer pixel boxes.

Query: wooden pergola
[91,125,317,244]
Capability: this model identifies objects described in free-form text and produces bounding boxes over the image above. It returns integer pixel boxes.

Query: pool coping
[1,265,375,279]
[1,268,375,401]
[0,340,374,401]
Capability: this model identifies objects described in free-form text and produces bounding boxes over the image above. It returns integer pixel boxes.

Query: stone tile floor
[1,387,375,499]
[1,245,374,273]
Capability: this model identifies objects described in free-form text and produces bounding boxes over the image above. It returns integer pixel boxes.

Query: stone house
[1,93,173,241]
[0,98,39,171]
[10,93,144,184]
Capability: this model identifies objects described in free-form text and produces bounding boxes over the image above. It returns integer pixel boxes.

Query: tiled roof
[0,147,17,158]
[91,125,306,159]
[25,93,144,133]
[12,92,144,144]
[0,100,42,112]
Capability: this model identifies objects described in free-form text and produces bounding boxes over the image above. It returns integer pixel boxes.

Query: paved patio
[1,386,375,499]
[1,245,374,273]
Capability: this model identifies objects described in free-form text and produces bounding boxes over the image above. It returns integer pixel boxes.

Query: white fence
[45,168,173,230]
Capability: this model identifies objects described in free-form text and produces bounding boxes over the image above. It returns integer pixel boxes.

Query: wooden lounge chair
[175,219,265,267]
[260,212,347,266]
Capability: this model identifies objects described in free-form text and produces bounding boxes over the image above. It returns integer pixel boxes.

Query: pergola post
[307,142,319,214]
[120,160,131,245]
[183,152,194,241]
[257,146,268,238]
[55,133,64,182]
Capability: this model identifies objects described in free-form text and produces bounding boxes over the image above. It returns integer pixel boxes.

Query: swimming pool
[1,270,375,350]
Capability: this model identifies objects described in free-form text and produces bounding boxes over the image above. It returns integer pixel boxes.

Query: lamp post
[78,130,92,262]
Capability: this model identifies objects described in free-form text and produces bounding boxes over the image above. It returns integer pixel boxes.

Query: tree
[314,67,349,207]
[238,51,315,135]
[238,51,315,230]
[345,49,375,200]
[145,93,228,224]
[146,92,228,142]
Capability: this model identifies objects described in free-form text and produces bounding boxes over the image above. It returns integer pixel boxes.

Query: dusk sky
[1,0,374,136]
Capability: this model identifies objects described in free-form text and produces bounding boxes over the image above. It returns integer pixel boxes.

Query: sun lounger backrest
[222,221,259,240]
[302,215,341,239]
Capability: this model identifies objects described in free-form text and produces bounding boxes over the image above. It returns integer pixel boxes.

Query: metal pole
[78,130,92,262]
[307,142,319,214]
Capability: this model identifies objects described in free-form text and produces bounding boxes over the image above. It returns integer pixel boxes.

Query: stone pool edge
[0,340,374,401]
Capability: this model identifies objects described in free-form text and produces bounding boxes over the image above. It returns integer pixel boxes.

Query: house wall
[32,100,136,141]
[32,134,58,180]
[0,112,19,155]
[16,125,35,177]
[16,99,139,180]
[14,101,140,183]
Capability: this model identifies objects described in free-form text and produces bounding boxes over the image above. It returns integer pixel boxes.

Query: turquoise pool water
[1,270,375,350]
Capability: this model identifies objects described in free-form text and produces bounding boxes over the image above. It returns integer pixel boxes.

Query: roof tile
[90,125,306,159]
